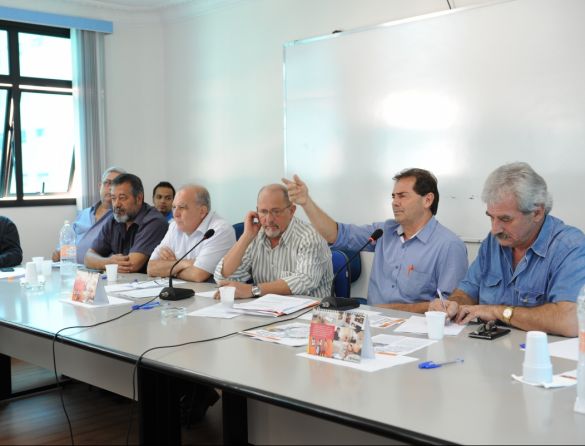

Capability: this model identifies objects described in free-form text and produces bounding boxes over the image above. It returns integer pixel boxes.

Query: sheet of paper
[369,314,406,329]
[372,333,436,356]
[59,295,132,308]
[241,322,310,347]
[548,337,578,361]
[297,352,417,372]
[0,267,25,279]
[115,287,165,299]
[195,290,217,298]
[233,294,318,317]
[188,303,240,319]
[394,315,466,336]
[104,279,185,293]
[512,370,577,388]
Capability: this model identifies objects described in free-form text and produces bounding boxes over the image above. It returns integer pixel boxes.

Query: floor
[0,359,223,445]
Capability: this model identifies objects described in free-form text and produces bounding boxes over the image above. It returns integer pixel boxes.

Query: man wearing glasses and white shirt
[214,183,333,298]
[148,184,235,282]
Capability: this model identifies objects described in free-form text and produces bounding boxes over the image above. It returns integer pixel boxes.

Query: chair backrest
[331,249,351,298]
[232,222,244,241]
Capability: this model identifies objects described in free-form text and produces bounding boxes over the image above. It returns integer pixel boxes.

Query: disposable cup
[522,331,552,384]
[105,264,118,282]
[425,311,446,340]
[219,286,236,307]
[41,260,53,278]
[25,261,39,285]
[32,256,44,274]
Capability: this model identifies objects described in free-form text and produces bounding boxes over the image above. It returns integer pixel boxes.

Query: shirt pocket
[400,269,433,300]
[515,287,546,307]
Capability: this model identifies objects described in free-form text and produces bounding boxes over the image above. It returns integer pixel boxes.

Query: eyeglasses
[256,205,291,218]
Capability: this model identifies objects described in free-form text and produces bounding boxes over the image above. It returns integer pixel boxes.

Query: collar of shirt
[114,203,150,230]
[395,216,437,244]
[193,211,214,237]
[523,214,555,259]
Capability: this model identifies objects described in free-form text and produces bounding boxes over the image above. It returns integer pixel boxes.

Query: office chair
[330,248,366,304]
[232,222,244,241]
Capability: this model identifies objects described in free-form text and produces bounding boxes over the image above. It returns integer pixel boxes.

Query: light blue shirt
[458,215,585,306]
[331,217,468,305]
[64,201,111,263]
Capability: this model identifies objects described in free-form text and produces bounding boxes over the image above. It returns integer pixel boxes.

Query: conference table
[1,270,584,445]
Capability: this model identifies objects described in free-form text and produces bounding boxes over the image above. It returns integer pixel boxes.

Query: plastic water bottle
[59,220,77,278]
[575,284,585,414]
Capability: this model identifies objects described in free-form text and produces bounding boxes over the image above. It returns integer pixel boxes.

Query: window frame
[0,19,75,208]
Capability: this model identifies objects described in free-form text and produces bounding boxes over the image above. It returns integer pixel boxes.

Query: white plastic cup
[425,311,447,340]
[105,264,118,282]
[522,331,553,384]
[219,286,236,307]
[25,261,39,285]
[32,256,44,274]
[41,260,53,278]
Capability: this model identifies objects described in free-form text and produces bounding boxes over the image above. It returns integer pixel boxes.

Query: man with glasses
[214,183,333,298]
[147,184,235,282]
[52,166,126,263]
[283,168,468,312]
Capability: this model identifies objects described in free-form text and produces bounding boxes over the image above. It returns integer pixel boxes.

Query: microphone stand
[320,229,383,311]
[159,229,215,301]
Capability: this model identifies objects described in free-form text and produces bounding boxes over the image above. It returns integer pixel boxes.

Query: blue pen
[132,302,161,310]
[419,358,464,369]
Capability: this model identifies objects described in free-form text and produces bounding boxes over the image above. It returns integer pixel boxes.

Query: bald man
[147,184,235,282]
[214,183,333,298]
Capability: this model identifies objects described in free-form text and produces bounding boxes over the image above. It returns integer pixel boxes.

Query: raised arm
[282,174,338,244]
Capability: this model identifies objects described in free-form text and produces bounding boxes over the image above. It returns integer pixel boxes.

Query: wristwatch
[251,284,262,298]
[502,306,514,325]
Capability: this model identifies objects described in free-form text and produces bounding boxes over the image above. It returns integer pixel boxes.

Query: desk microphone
[320,228,383,311]
[159,228,215,301]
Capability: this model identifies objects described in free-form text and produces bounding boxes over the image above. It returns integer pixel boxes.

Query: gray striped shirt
[214,217,333,298]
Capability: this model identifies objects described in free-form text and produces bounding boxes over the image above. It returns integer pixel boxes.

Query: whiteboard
[284,0,585,241]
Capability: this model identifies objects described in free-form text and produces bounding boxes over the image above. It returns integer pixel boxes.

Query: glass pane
[17,91,74,194]
[0,31,7,75]
[0,89,6,145]
[19,33,72,80]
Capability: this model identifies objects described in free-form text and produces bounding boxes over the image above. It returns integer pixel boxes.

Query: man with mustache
[283,168,468,313]
[52,166,126,263]
[85,173,168,273]
[214,183,333,298]
[429,162,585,337]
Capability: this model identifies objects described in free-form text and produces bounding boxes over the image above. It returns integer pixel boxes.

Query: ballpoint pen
[418,358,464,369]
[132,301,161,310]
[436,288,451,325]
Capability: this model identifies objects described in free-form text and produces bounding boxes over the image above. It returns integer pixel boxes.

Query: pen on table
[132,302,161,310]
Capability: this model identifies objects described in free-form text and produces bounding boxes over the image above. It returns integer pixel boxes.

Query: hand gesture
[282,174,309,206]
[243,210,261,239]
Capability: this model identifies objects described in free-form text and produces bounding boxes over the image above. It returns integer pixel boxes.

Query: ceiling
[69,0,197,12]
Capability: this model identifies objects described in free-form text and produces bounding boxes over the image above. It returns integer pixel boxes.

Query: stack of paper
[232,294,319,317]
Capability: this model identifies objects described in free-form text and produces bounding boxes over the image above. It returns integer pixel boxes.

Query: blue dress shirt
[458,215,585,306]
[331,217,468,305]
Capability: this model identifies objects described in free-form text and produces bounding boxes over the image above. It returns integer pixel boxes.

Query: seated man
[147,184,236,282]
[214,184,333,298]
[0,216,23,268]
[52,166,126,263]
[85,173,168,274]
[152,181,175,221]
[283,168,468,313]
[429,162,585,337]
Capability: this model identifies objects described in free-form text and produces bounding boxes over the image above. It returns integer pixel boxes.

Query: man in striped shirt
[214,184,333,298]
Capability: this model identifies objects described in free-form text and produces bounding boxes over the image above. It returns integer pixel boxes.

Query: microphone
[159,228,215,301]
[320,228,383,311]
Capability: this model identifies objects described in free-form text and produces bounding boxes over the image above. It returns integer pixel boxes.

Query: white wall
[1,0,495,260]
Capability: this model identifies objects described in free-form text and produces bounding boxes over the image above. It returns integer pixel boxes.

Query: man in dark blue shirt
[85,174,168,274]
[0,216,23,268]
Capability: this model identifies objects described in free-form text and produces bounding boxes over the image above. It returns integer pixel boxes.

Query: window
[0,20,75,206]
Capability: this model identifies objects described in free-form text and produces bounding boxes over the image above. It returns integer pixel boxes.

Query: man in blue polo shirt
[429,162,585,337]
[283,168,468,313]
[85,173,168,274]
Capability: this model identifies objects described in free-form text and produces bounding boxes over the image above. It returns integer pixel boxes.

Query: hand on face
[243,210,261,238]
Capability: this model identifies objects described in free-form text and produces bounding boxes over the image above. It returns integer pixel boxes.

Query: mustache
[495,232,510,240]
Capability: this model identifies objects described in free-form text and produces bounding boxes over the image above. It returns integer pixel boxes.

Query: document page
[394,315,466,336]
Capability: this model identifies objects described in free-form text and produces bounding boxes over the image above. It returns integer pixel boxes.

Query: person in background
[148,184,235,282]
[152,181,175,222]
[85,173,167,274]
[283,168,468,313]
[0,216,23,268]
[429,162,585,337]
[214,183,333,298]
[52,166,126,263]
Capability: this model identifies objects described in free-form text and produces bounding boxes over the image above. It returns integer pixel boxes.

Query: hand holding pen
[429,289,458,321]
